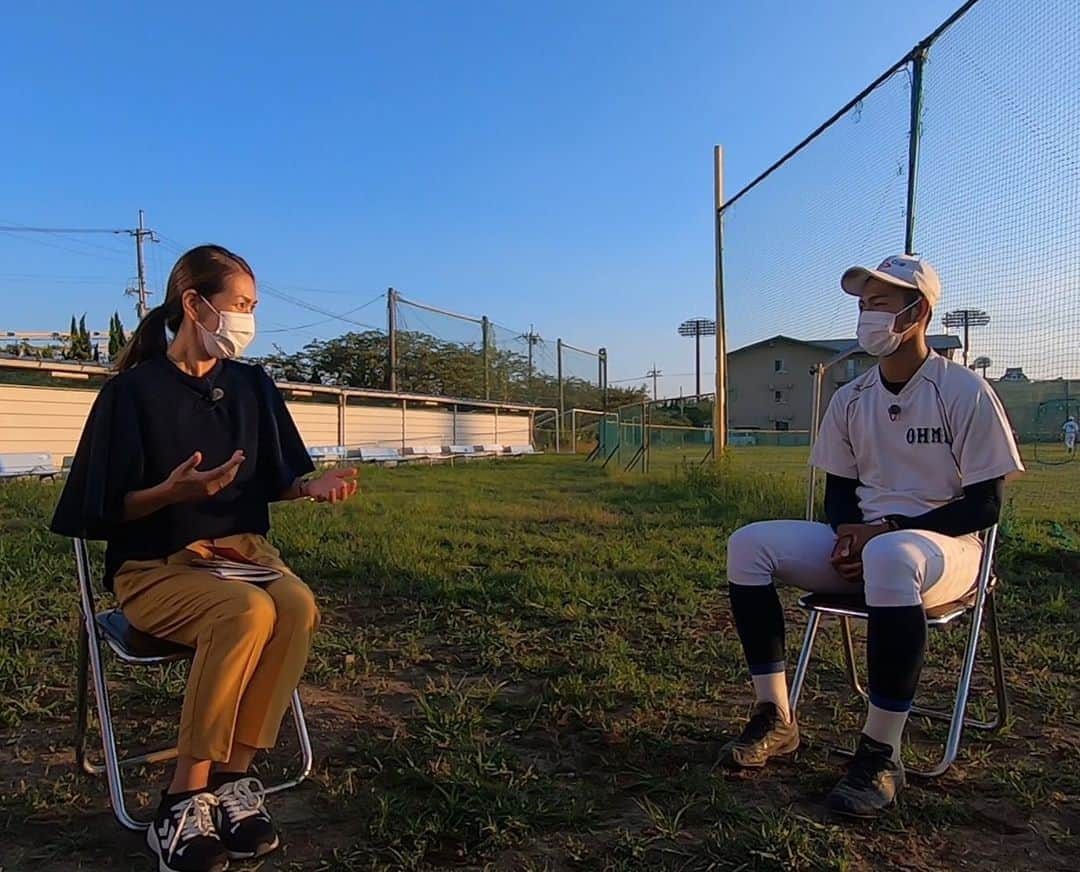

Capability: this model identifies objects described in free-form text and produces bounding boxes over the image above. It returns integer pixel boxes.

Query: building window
[775,421,790,431]
[774,358,785,373]
[774,390,786,404]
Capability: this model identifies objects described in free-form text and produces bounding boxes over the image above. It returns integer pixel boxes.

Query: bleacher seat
[356,447,402,464]
[0,452,59,479]
[506,445,537,457]
[404,445,448,462]
[474,444,506,456]
[308,446,347,466]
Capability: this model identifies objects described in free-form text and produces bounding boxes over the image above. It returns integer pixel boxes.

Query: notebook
[189,545,283,584]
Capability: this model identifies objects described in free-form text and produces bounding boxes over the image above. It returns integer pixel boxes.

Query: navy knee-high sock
[867,605,927,711]
[728,583,786,675]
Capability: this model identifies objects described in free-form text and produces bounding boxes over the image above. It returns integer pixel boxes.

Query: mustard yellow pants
[113,534,320,762]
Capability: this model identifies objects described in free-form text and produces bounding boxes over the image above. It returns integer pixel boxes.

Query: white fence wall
[0,383,535,465]
[0,385,98,461]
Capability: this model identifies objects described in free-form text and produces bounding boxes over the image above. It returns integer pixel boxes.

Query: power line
[259,282,382,331]
[261,291,385,334]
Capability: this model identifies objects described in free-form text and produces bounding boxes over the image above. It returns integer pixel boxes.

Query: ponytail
[112,300,181,373]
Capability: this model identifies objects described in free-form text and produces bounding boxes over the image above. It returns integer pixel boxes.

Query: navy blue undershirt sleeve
[824,473,863,530]
[889,477,1003,537]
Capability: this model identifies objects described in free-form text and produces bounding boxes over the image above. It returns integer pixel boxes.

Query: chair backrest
[974,524,999,599]
[73,538,101,624]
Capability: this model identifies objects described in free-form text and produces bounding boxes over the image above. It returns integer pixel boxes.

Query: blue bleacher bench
[0,452,59,480]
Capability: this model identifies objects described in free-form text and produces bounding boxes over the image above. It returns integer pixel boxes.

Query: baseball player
[721,255,1023,817]
[1064,415,1078,455]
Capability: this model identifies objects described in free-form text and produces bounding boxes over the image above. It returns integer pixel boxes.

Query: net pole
[713,146,729,453]
[557,337,564,419]
[387,287,397,391]
[905,45,927,254]
[599,348,608,409]
[482,315,491,400]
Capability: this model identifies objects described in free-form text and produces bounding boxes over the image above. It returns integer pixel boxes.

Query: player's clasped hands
[830,522,887,583]
[304,467,360,503]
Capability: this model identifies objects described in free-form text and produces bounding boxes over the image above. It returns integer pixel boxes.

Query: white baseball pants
[727,521,982,608]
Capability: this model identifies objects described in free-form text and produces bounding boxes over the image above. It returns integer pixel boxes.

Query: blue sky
[1,0,981,394]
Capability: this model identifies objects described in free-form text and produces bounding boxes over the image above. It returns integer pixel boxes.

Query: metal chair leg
[910,593,1007,732]
[839,617,868,700]
[910,584,992,779]
[83,610,146,831]
[264,690,315,796]
[788,611,821,716]
[986,592,1009,731]
[75,620,92,774]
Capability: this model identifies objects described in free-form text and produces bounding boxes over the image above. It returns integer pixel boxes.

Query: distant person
[51,245,359,872]
[1064,415,1078,455]
[721,255,1023,817]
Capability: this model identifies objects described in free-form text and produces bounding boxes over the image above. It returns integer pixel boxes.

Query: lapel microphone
[888,404,901,421]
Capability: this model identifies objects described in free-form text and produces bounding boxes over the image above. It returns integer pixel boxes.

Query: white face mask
[856,299,919,357]
[197,295,256,359]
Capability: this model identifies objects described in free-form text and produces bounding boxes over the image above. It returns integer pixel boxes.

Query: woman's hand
[302,467,359,503]
[164,450,246,502]
[123,450,245,521]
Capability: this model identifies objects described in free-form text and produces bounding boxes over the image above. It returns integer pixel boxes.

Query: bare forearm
[122,482,174,522]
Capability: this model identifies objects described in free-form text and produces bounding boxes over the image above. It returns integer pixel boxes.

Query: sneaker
[212,776,280,860]
[826,734,906,818]
[147,791,228,872]
[719,701,799,770]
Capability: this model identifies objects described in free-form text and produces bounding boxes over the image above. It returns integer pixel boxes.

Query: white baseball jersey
[810,352,1024,521]
[1064,420,1078,438]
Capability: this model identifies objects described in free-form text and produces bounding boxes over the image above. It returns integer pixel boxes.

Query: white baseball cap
[841,254,941,310]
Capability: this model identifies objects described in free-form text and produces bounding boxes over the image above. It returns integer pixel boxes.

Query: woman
[51,245,358,872]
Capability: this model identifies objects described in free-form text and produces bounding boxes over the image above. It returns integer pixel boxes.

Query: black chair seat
[797,588,982,624]
[95,609,192,662]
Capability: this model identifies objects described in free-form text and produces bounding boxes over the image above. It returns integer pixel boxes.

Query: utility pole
[521,326,541,400]
[646,363,662,401]
[0,211,157,320]
[132,209,155,320]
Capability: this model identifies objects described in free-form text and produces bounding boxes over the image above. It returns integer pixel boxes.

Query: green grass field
[1,452,1077,870]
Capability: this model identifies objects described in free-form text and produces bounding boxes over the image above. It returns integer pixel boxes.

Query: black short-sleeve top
[50,355,315,587]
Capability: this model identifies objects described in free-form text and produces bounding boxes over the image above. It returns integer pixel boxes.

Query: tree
[66,314,93,360]
[108,312,127,358]
[252,328,646,409]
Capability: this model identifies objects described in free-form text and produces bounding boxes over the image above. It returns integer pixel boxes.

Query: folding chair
[72,538,315,831]
[786,525,1008,778]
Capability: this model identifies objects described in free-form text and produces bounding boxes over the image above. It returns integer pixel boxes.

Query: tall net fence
[720,0,1080,477]
[392,294,610,413]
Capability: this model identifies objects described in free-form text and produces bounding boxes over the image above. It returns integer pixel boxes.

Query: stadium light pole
[943,309,990,367]
[678,317,717,401]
